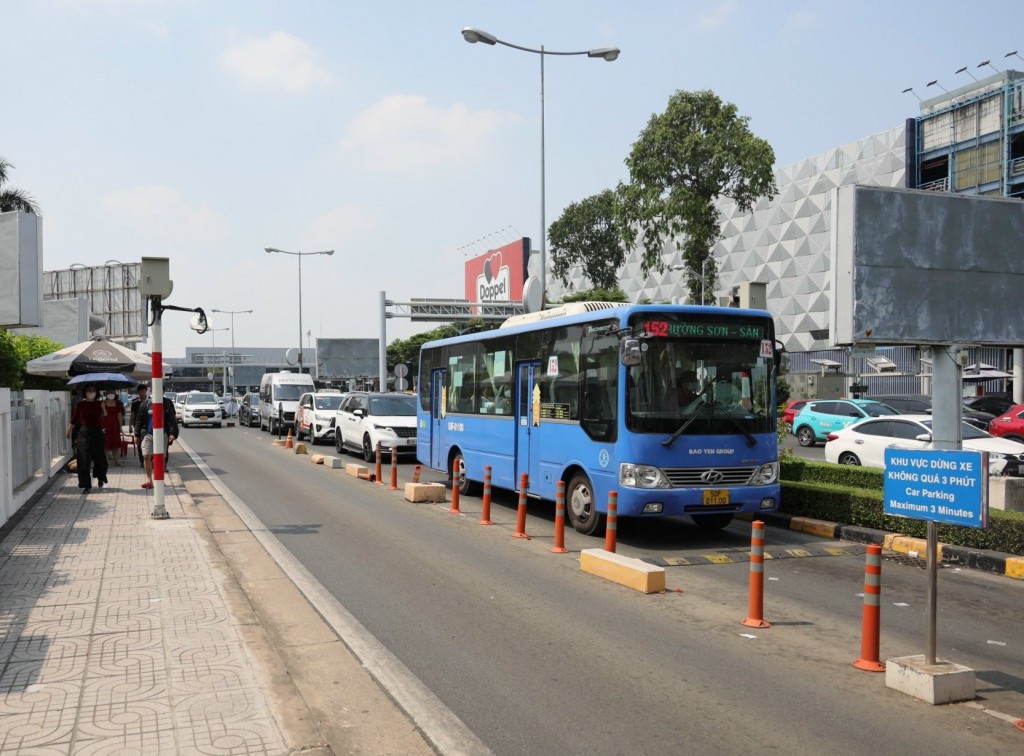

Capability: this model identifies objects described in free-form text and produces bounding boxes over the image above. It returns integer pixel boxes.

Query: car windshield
[919,420,992,440]
[314,395,345,410]
[186,393,217,404]
[860,403,900,417]
[273,384,308,401]
[248,396,259,406]
[368,395,416,416]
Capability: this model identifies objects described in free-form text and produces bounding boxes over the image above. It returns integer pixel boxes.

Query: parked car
[964,394,1014,418]
[869,394,995,431]
[782,399,809,427]
[294,390,346,445]
[792,398,899,447]
[824,414,1024,477]
[988,404,1024,443]
[179,391,223,428]
[238,393,260,427]
[334,391,417,461]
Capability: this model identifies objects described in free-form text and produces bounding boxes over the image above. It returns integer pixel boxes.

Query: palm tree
[0,158,39,214]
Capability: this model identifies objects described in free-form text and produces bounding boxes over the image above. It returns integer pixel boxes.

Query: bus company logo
[477,251,510,302]
[598,449,610,468]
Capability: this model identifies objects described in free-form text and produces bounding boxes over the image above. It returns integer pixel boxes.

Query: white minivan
[259,371,315,434]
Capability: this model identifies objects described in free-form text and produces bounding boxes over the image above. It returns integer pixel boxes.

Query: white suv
[335,392,417,461]
[294,390,346,445]
[180,392,223,428]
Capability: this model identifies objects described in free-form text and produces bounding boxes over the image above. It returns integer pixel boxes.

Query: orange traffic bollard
[412,465,422,483]
[375,441,383,485]
[551,480,568,553]
[284,429,294,449]
[513,473,530,539]
[449,472,461,514]
[853,544,885,672]
[603,490,618,553]
[480,466,493,525]
[389,447,398,490]
[742,520,771,628]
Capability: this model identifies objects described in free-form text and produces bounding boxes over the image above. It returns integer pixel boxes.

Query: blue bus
[416,302,781,535]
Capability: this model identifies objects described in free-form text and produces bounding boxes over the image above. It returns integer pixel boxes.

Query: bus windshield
[626,318,773,436]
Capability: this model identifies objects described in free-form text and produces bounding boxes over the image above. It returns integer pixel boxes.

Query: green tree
[386,321,496,385]
[556,287,629,304]
[0,329,63,390]
[548,189,624,291]
[616,90,776,305]
[0,158,40,214]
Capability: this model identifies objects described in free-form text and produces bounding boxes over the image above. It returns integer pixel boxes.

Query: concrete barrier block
[346,463,368,477]
[580,548,666,594]
[885,655,975,704]
[272,440,285,447]
[404,482,447,503]
[310,454,325,464]
[324,456,343,469]
[294,443,307,455]
[989,477,1024,512]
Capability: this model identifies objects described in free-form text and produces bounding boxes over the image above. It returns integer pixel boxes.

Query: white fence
[0,388,71,528]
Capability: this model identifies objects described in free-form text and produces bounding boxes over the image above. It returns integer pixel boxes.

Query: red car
[988,404,1024,442]
[782,399,809,427]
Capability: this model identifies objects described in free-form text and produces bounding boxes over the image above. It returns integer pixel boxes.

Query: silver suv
[180,392,223,428]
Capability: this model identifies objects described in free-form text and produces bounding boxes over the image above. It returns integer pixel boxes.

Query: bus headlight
[619,463,670,489]
[749,462,779,486]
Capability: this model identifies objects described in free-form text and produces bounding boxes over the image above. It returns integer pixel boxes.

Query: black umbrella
[25,337,152,379]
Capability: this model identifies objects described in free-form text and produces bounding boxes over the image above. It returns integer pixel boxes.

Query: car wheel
[451,451,481,496]
[795,426,816,447]
[335,432,345,455]
[837,451,861,466]
[362,434,375,463]
[693,514,733,530]
[215,423,222,429]
[309,430,318,446]
[566,472,603,536]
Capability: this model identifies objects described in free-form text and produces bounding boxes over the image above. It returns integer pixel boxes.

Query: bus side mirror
[620,338,642,366]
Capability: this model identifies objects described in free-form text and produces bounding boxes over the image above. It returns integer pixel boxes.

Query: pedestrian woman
[66,383,109,492]
[101,390,125,466]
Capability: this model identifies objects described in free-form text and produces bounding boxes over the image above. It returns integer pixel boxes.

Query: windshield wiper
[706,399,758,447]
[662,381,716,448]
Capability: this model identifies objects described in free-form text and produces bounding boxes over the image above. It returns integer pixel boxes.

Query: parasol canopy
[26,337,152,380]
[66,373,139,391]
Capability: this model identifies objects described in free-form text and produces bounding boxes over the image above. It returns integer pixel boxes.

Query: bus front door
[430,369,446,471]
[515,362,542,490]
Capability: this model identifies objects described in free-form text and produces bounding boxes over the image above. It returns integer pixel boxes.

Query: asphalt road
[179,424,1024,755]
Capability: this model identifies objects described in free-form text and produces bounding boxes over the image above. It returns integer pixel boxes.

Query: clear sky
[4,0,1022,358]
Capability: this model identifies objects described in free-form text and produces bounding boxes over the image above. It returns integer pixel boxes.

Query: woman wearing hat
[66,382,109,492]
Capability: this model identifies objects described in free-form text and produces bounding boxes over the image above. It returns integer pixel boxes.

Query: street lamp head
[588,47,620,62]
[462,26,497,45]
[321,250,335,256]
[265,247,282,254]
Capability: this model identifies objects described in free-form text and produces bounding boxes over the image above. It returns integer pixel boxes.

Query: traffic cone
[284,429,294,449]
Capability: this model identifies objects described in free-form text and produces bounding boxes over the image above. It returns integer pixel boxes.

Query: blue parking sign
[883,449,988,529]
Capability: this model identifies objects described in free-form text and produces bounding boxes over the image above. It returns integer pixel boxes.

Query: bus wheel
[566,473,602,536]
[693,514,733,530]
[452,452,481,496]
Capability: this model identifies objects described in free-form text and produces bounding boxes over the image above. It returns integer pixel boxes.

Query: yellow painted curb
[1005,557,1024,580]
[789,516,838,539]
[889,536,938,560]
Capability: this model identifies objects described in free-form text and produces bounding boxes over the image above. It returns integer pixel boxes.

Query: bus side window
[581,330,618,441]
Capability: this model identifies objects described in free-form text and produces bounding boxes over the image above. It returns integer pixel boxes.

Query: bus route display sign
[883,449,988,529]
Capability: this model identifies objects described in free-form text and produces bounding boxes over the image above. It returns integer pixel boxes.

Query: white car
[334,392,417,461]
[824,414,1024,477]
[294,390,346,445]
[180,391,223,428]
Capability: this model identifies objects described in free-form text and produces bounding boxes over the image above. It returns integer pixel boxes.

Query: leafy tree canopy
[548,189,623,291]
[0,158,39,214]
[0,330,63,390]
[387,321,497,381]
[556,287,629,304]
[616,89,776,305]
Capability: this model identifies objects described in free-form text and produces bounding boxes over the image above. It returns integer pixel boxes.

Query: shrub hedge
[779,458,1024,556]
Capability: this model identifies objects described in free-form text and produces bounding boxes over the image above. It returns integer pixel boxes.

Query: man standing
[132,390,179,489]
[129,384,148,467]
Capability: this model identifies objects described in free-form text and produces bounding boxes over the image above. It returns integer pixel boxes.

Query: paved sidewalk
[0,461,305,754]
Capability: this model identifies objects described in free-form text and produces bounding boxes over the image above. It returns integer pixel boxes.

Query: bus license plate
[703,490,729,506]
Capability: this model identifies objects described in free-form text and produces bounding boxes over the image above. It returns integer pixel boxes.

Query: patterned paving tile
[92,603,162,636]
[162,597,231,633]
[173,717,284,756]
[71,728,178,755]
[85,634,165,681]
[0,652,88,691]
[33,580,103,608]
[0,681,79,750]
[22,604,97,639]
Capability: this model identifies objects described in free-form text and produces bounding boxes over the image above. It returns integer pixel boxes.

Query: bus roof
[421,302,774,349]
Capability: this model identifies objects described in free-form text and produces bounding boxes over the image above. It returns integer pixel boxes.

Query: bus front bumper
[612,484,780,518]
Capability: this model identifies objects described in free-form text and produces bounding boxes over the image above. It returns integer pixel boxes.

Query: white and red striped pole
[150,299,169,519]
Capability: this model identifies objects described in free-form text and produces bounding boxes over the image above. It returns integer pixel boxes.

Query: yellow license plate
[702,489,729,506]
[199,415,208,420]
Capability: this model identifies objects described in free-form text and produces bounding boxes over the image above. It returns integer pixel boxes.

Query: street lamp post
[265,248,334,375]
[462,26,619,303]
[208,327,230,393]
[672,261,709,305]
[211,308,253,395]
